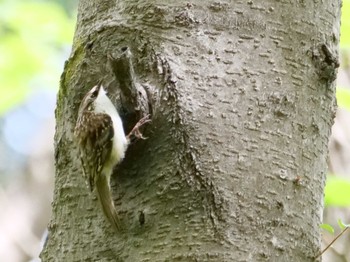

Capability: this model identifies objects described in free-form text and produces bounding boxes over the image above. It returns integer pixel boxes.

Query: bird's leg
[126,114,151,140]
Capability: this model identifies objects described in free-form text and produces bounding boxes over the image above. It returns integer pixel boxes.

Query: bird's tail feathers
[95,175,122,231]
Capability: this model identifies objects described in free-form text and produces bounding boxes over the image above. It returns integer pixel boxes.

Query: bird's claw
[127,114,151,140]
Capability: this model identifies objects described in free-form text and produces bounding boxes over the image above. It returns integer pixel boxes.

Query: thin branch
[316,227,350,259]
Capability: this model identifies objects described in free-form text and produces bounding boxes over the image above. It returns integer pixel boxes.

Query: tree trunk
[41,0,341,261]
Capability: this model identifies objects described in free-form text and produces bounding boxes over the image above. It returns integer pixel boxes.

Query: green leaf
[337,219,350,230]
[337,87,350,111]
[320,223,335,234]
[325,176,350,206]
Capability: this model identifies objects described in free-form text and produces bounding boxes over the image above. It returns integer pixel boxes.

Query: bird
[74,83,150,231]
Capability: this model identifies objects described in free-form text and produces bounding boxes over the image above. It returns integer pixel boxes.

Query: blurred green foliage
[335,0,350,111]
[325,0,350,209]
[341,0,350,48]
[0,0,76,114]
[337,87,350,111]
[325,176,350,206]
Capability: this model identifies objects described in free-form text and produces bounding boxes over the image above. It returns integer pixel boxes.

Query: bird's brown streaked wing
[75,112,114,191]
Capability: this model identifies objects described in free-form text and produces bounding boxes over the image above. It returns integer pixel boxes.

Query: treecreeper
[74,83,150,231]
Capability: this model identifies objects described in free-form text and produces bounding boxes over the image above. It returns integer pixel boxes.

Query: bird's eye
[91,89,98,98]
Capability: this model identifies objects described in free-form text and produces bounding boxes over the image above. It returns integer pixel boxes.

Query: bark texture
[42,0,341,261]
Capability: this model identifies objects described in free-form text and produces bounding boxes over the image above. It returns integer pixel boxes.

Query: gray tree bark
[41,0,341,261]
